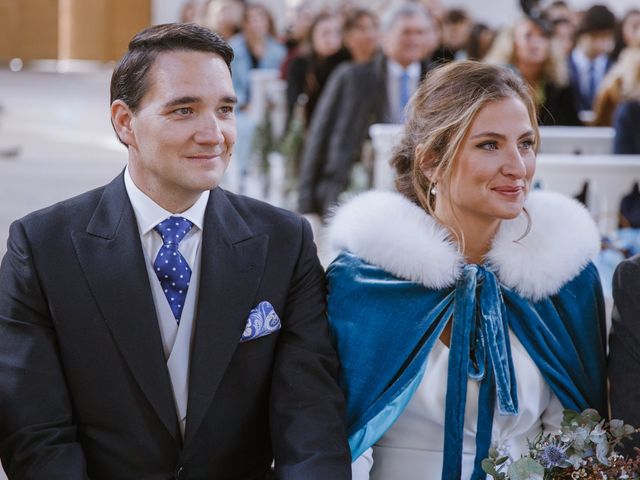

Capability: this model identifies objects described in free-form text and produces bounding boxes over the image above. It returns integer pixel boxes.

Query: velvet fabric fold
[327,251,607,479]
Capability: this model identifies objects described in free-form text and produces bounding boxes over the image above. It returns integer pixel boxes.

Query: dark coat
[609,254,640,456]
[539,80,582,126]
[297,53,430,215]
[0,173,351,480]
[613,100,640,154]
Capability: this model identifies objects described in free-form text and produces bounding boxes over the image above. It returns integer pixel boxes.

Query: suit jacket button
[174,465,187,480]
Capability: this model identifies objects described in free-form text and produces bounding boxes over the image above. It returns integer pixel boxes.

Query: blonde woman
[592,47,640,127]
[484,16,580,125]
[327,61,607,479]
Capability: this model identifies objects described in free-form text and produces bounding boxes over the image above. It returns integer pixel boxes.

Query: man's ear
[111,100,136,148]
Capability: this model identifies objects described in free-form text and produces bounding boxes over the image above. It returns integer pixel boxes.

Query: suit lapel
[71,174,179,441]
[184,189,268,446]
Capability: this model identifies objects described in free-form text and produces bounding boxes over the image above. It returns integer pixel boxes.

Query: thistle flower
[538,441,568,468]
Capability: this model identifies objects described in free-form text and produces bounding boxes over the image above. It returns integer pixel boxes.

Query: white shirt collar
[124,166,210,235]
[387,59,421,79]
[572,49,608,71]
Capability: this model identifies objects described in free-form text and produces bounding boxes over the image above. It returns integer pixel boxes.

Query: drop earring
[430,183,437,195]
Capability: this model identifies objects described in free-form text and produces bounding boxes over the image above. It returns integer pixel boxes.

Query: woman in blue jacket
[326,61,607,480]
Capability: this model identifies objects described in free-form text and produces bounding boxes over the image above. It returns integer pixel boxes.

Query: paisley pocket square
[240,301,281,343]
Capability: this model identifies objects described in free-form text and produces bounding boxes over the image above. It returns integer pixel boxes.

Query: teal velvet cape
[327,250,607,480]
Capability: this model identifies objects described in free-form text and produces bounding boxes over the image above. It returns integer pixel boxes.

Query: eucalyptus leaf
[507,458,545,480]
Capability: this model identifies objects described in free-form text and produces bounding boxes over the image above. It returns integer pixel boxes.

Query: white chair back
[538,126,614,155]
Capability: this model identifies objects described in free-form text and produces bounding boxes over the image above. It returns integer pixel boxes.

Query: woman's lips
[492,186,524,197]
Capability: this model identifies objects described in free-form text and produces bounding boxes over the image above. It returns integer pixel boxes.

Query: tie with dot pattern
[153,216,194,323]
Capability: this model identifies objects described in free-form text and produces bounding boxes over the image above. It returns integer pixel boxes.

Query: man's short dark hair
[576,5,617,36]
[110,23,234,112]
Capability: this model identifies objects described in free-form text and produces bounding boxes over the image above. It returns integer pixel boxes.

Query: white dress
[352,330,564,480]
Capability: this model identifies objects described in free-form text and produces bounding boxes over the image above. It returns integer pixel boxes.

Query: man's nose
[194,114,224,144]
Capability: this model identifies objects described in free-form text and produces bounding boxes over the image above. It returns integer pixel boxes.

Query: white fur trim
[328,190,600,301]
[328,191,463,289]
[486,190,600,301]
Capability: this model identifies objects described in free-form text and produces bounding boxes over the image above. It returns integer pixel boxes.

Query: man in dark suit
[0,23,350,480]
[567,5,616,113]
[609,254,640,456]
[297,3,435,217]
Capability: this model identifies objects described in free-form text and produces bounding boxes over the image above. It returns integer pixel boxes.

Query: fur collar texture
[328,190,600,301]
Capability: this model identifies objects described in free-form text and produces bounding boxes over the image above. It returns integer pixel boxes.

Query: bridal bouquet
[482,409,640,479]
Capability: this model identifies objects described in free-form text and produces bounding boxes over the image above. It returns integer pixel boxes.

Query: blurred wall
[0,0,150,62]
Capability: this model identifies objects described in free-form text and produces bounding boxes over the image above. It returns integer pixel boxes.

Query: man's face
[116,50,237,211]
[582,30,615,58]
[384,14,433,67]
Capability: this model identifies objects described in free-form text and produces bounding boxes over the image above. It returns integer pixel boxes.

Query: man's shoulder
[16,183,109,233]
[219,189,304,233]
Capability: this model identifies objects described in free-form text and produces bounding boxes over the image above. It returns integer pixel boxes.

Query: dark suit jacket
[0,174,351,480]
[297,53,430,215]
[609,254,640,456]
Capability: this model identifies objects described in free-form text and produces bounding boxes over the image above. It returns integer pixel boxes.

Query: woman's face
[514,20,550,66]
[312,16,343,57]
[245,6,270,37]
[623,12,640,47]
[430,97,536,231]
[344,15,379,63]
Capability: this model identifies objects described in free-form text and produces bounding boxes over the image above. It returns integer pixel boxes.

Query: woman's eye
[519,139,534,150]
[477,141,498,151]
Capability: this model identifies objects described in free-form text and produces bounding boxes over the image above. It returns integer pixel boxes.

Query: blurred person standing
[298,2,436,217]
[485,15,580,126]
[610,49,640,153]
[568,5,616,113]
[280,1,318,80]
[229,2,286,110]
[228,2,286,190]
[432,8,474,62]
[342,8,380,65]
[286,11,351,129]
[611,9,640,62]
[592,47,640,126]
[202,0,244,40]
[465,23,495,61]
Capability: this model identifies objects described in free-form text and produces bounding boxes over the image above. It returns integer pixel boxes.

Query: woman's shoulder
[328,190,463,290]
[486,190,600,300]
[328,190,600,302]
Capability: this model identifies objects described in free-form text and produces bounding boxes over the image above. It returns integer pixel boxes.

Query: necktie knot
[154,216,193,246]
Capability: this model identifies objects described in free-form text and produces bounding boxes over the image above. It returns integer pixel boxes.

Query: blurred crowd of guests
[179,0,640,219]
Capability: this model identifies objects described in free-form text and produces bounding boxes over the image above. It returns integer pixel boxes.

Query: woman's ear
[415,143,438,183]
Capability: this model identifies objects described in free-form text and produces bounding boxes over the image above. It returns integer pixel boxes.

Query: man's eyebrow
[222,96,238,105]
[163,95,238,109]
[163,96,201,109]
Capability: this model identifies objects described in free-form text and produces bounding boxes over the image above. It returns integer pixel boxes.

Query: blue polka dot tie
[153,216,194,324]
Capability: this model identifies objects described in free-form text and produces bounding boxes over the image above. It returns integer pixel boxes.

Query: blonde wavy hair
[592,47,640,125]
[484,16,569,87]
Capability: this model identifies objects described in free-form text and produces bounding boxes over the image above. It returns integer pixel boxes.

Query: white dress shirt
[352,330,564,479]
[386,60,421,123]
[124,167,209,437]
